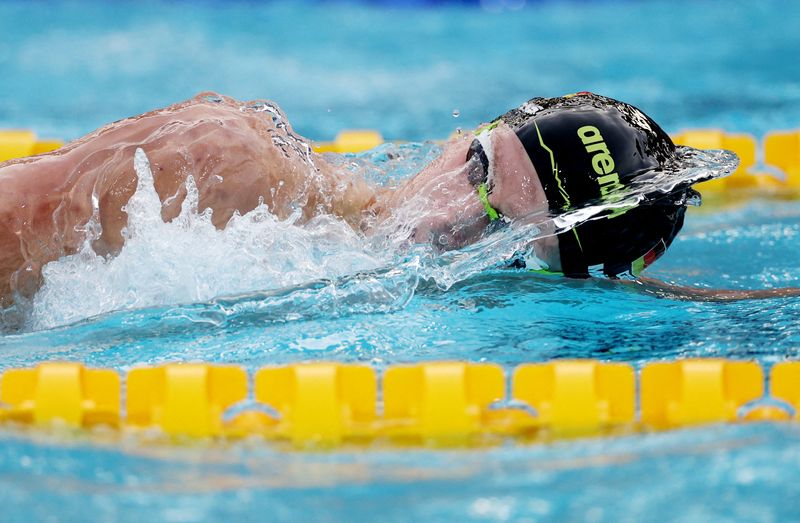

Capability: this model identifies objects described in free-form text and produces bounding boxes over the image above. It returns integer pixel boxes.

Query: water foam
[30,149,388,330]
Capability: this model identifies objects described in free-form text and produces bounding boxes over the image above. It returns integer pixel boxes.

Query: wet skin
[0,93,557,307]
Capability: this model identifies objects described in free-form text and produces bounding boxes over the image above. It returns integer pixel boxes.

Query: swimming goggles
[465,135,508,229]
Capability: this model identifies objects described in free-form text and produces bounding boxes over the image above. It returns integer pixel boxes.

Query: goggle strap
[477,183,500,221]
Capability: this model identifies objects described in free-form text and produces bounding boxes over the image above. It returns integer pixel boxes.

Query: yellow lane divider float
[0,359,797,446]
[0,130,63,162]
[670,129,800,198]
[4,126,800,196]
[313,128,800,199]
[312,130,384,154]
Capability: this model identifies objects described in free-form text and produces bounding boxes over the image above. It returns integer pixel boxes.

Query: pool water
[2,0,800,521]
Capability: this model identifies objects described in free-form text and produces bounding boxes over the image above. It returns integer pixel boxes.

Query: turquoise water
[2,0,800,521]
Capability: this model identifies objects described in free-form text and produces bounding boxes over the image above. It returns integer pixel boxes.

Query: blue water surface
[1,1,800,522]
[1,0,799,142]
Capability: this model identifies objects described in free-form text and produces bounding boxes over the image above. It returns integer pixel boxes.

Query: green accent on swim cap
[533,121,571,210]
[474,120,501,136]
[606,205,634,219]
[631,254,646,277]
[528,268,563,276]
[630,239,666,277]
[532,120,589,261]
[571,228,583,252]
[477,182,500,221]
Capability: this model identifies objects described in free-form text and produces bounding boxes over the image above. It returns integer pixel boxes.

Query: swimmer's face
[468,123,562,271]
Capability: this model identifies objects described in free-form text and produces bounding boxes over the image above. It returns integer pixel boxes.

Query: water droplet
[452,109,461,118]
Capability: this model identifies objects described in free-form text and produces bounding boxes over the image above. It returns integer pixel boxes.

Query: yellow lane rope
[0,359,796,446]
[3,128,800,197]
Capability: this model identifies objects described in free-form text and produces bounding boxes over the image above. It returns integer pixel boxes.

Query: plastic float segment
[722,134,762,189]
[382,361,505,439]
[0,130,37,162]
[0,130,63,162]
[0,359,797,444]
[0,362,119,427]
[741,405,792,422]
[254,363,376,444]
[6,124,800,187]
[31,139,64,155]
[640,359,763,428]
[126,364,247,437]
[312,130,383,154]
[671,129,759,191]
[770,362,800,418]
[512,360,634,433]
[764,130,800,187]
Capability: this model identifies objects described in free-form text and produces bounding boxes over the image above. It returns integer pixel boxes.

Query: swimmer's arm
[624,276,800,302]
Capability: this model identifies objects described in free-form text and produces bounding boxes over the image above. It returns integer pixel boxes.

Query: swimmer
[0,91,795,308]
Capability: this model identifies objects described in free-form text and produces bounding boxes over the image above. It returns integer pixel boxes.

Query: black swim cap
[497,92,691,278]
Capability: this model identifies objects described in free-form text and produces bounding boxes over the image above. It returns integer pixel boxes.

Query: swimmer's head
[469,92,697,278]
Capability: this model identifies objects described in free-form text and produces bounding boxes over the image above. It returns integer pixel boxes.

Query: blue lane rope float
[0,359,797,446]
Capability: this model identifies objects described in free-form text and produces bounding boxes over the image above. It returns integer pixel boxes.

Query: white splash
[31,149,385,329]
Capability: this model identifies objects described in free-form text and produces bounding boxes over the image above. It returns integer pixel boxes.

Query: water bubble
[452,109,460,118]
